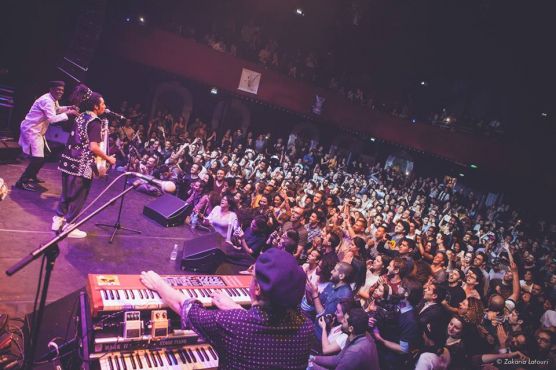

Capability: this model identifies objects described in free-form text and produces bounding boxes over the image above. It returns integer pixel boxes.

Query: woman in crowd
[203,193,239,241]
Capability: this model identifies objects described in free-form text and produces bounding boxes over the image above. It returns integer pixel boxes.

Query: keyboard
[87,274,252,317]
[95,343,218,370]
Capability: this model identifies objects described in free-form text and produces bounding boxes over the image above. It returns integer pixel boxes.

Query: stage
[0,160,242,319]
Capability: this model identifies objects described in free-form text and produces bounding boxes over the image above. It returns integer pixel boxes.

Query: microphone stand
[95,176,141,243]
[5,182,140,368]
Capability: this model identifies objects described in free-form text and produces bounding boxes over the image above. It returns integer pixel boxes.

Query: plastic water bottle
[170,244,179,261]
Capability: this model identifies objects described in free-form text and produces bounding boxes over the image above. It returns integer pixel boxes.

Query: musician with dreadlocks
[51,84,115,238]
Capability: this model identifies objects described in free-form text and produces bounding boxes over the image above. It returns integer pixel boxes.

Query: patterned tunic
[181,300,314,369]
[58,112,99,180]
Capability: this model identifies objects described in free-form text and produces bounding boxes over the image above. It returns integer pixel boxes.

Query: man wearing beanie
[141,248,315,369]
[16,81,79,191]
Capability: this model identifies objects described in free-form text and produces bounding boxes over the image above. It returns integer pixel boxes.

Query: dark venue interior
[0,1,555,369]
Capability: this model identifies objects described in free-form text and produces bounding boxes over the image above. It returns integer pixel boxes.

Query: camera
[323,314,335,327]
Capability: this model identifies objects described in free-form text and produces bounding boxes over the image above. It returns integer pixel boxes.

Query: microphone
[125,172,176,193]
[104,109,126,120]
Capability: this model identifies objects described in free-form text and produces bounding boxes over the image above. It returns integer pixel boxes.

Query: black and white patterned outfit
[56,112,101,223]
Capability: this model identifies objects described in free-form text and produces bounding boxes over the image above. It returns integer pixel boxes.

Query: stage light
[296,8,304,16]
[411,118,417,124]
[420,81,427,86]
[470,164,478,169]
[370,137,376,142]
[405,171,410,176]
[125,17,131,23]
[138,16,145,24]
[210,87,218,95]
[541,112,548,117]
[459,173,465,177]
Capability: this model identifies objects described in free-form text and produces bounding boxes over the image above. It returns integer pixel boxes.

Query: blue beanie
[255,248,305,309]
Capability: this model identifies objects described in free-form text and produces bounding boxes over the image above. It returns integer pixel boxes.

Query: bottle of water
[170,243,179,261]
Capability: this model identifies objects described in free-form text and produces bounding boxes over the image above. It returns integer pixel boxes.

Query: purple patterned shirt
[181,300,314,369]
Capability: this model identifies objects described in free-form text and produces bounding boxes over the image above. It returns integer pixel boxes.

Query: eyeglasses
[536,336,550,343]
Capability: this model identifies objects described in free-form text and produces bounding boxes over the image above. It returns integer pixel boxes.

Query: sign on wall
[238,68,262,94]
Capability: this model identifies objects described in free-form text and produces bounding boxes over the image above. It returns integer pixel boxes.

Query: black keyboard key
[177,349,187,364]
[124,290,129,299]
[115,290,120,300]
[164,351,172,366]
[208,346,218,360]
[108,290,114,300]
[182,349,192,363]
[108,356,114,370]
[144,353,152,368]
[135,354,143,369]
[114,355,121,370]
[201,347,210,361]
[196,348,205,362]
[119,355,127,370]
[129,354,136,370]
[188,348,197,362]
[169,350,178,365]
[155,351,163,367]
[149,352,157,367]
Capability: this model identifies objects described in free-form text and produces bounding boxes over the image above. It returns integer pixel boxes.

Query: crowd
[162,7,504,137]
[106,100,555,369]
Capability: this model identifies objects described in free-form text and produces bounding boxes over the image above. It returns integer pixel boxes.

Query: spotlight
[370,137,376,142]
[541,112,548,117]
[459,173,465,177]
[210,87,218,95]
[469,164,478,169]
[420,81,427,86]
[295,8,304,16]
[411,118,417,124]
[405,171,410,176]
[125,16,131,23]
[138,16,145,24]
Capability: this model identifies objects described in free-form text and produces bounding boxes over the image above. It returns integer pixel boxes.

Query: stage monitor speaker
[181,232,225,273]
[23,289,82,369]
[143,194,188,227]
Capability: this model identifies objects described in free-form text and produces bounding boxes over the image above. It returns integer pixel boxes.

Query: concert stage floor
[0,160,240,319]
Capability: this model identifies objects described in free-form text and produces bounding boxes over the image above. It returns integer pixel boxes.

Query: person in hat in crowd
[16,80,79,191]
[140,248,315,370]
[52,84,115,238]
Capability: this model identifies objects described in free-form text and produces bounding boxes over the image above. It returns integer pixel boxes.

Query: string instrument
[96,118,110,176]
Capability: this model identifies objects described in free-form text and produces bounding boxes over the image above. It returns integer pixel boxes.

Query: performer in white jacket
[16,81,78,191]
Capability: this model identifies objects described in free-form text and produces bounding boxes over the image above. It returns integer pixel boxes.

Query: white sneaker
[66,228,87,239]
[51,216,65,232]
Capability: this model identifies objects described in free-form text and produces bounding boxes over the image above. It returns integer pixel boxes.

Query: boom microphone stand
[5,182,140,368]
[95,177,141,243]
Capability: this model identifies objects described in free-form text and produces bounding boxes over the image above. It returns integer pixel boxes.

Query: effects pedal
[150,310,168,338]
[123,311,142,338]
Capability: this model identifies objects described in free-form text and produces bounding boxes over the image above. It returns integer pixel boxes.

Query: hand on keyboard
[211,290,244,311]
[140,270,166,291]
